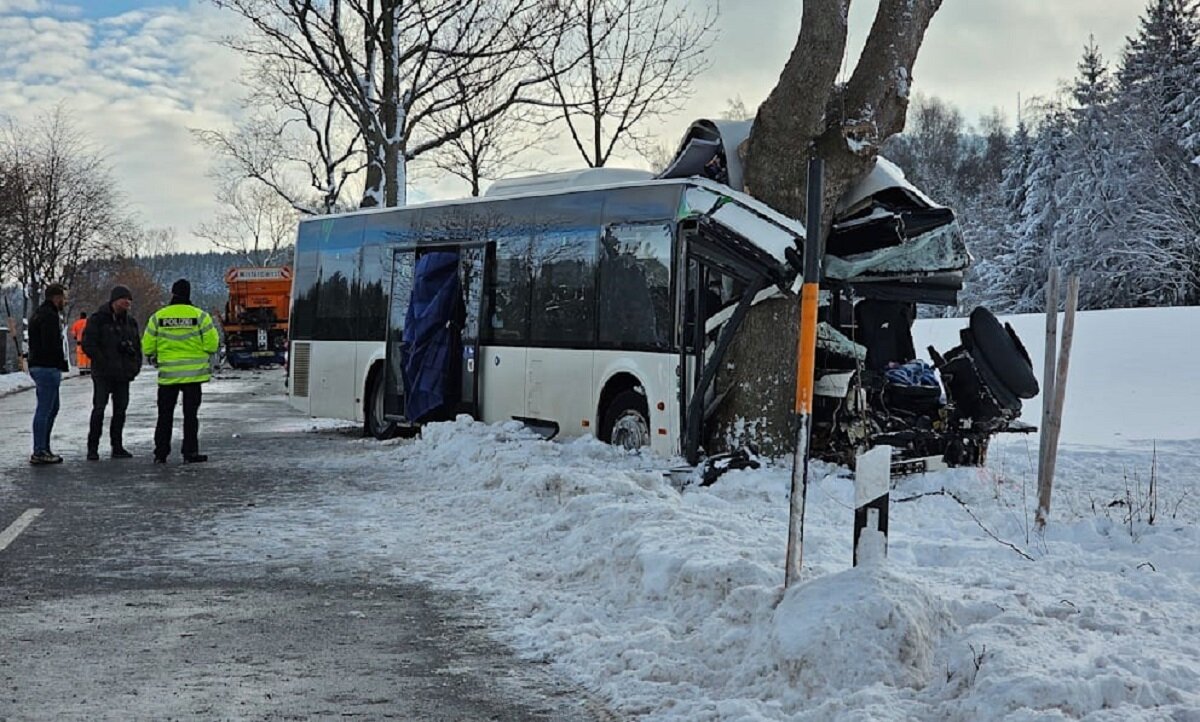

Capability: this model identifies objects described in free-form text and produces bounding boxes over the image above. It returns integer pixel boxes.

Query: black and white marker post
[853,444,892,566]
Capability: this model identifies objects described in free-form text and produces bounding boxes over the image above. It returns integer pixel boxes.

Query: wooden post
[1036,275,1079,530]
[1036,270,1059,517]
[784,154,823,588]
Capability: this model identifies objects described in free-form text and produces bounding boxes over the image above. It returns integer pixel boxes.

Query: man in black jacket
[81,285,142,460]
[27,283,69,465]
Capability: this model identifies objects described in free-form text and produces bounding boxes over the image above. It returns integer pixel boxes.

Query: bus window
[291,221,322,340]
[597,223,673,350]
[485,233,532,343]
[529,194,601,346]
[315,215,366,341]
[530,225,597,345]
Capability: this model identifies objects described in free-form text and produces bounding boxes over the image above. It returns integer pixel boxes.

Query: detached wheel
[601,389,650,451]
[366,368,398,440]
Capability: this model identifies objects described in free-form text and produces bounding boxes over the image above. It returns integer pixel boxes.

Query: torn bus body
[659,119,1039,470]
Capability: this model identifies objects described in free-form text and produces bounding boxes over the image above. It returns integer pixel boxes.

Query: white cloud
[0,0,80,15]
[0,3,247,251]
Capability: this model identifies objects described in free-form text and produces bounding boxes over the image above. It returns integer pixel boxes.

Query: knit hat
[170,278,191,302]
[110,285,133,302]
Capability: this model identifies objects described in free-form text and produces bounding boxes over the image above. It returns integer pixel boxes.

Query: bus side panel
[478,346,527,425]
[309,340,359,421]
[355,340,386,423]
[526,348,593,438]
[288,341,310,417]
[593,351,680,456]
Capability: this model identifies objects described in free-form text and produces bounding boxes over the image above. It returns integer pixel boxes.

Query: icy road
[0,370,607,721]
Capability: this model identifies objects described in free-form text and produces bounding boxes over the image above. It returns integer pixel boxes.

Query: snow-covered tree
[1114,0,1200,304]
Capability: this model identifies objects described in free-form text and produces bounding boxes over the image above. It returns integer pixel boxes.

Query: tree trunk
[381,3,402,207]
[715,0,944,458]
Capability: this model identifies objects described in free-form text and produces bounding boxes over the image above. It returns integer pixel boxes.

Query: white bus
[286,169,803,460]
[285,139,1001,468]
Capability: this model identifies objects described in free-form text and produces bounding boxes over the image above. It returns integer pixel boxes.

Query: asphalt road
[0,370,610,721]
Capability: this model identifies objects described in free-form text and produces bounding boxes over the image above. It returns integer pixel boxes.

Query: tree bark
[716,0,944,458]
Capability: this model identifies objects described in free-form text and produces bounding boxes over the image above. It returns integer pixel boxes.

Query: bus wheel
[366,368,398,440]
[603,390,650,451]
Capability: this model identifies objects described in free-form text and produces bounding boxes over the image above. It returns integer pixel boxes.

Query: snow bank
[913,307,1200,446]
[0,371,34,397]
[176,307,1200,720]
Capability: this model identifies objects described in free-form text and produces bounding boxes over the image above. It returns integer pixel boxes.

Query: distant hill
[140,248,295,314]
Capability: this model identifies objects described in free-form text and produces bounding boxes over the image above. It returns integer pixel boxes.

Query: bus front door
[386,244,487,423]
[456,245,486,418]
[384,248,417,422]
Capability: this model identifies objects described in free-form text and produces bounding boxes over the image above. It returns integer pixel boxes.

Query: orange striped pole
[784,154,823,589]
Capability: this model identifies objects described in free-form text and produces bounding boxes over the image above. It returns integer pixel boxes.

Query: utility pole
[784,154,823,588]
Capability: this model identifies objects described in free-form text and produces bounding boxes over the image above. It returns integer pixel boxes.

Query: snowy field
[0,371,34,397]
[191,308,1200,720]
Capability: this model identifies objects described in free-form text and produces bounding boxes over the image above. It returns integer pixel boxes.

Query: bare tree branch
[207,0,571,208]
[538,0,717,168]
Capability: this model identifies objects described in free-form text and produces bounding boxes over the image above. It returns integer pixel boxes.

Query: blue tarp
[402,251,461,422]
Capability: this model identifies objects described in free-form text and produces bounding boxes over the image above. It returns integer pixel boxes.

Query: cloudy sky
[0,0,1151,252]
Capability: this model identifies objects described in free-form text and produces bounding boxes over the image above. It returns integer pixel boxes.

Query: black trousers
[155,383,203,459]
[88,377,130,451]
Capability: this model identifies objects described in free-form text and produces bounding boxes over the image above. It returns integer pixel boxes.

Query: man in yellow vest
[142,279,220,464]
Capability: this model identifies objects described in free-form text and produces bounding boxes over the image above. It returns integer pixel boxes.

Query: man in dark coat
[81,285,143,460]
[27,283,69,465]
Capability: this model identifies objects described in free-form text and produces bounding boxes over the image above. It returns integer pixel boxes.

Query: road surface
[0,370,610,721]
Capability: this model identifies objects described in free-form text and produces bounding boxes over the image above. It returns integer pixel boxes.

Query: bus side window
[597,223,672,350]
[530,227,597,345]
[485,234,531,343]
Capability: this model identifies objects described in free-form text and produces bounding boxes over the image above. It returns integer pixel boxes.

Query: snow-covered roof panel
[484,167,655,198]
[835,156,943,215]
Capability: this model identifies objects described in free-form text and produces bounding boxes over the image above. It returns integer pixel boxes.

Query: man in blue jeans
[27,283,69,465]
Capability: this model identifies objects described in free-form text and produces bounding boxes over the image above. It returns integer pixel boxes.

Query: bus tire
[601,389,650,451]
[365,366,398,440]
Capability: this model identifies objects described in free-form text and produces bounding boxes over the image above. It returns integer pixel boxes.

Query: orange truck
[222,266,292,368]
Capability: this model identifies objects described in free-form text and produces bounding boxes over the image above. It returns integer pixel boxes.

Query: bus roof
[297,175,698,224]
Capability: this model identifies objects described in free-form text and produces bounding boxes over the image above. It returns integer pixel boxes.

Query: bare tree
[0,154,19,285]
[0,107,127,315]
[722,95,749,121]
[539,0,717,167]
[69,258,170,324]
[713,0,946,454]
[195,176,297,266]
[209,0,566,208]
[193,52,364,215]
[424,76,544,196]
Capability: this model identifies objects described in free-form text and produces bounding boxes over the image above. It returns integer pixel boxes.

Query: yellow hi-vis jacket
[141,304,220,385]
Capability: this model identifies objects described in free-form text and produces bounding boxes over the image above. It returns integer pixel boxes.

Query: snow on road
[0,372,34,398]
[178,308,1199,720]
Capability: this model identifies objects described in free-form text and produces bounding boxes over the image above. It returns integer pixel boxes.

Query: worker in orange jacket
[71,311,90,374]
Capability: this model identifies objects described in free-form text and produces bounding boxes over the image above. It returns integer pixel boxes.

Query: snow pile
[772,568,954,697]
[0,371,34,397]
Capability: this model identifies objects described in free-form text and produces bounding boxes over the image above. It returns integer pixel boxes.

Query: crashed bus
[287,119,1038,471]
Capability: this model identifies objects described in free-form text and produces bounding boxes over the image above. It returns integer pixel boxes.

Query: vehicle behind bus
[223,266,292,369]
